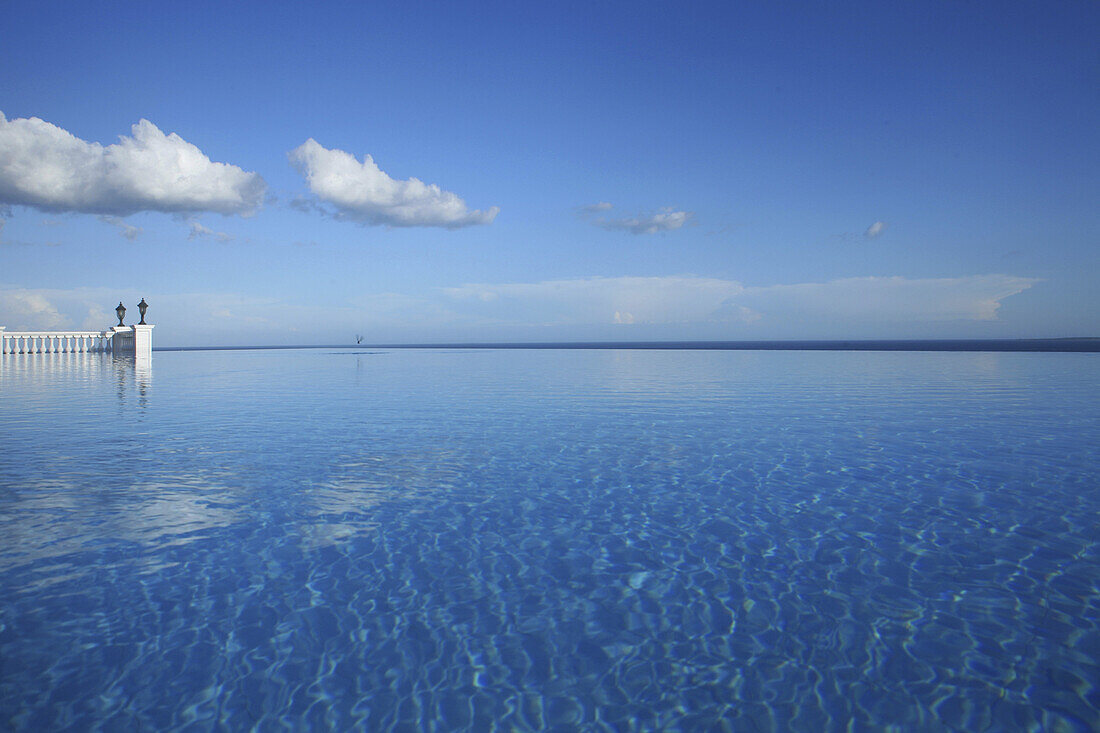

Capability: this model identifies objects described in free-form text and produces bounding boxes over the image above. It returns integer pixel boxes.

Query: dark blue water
[1,349,1097,730]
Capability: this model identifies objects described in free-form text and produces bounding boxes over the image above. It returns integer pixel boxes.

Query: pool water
[1,348,1097,730]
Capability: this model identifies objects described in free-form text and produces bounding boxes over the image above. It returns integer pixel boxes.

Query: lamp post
[137,298,148,325]
[115,302,126,327]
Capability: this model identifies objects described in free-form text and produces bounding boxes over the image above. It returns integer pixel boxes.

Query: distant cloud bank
[441,273,1036,327]
[0,273,1039,342]
[445,275,750,325]
[734,274,1036,322]
[0,113,265,216]
[580,202,693,234]
[288,139,498,229]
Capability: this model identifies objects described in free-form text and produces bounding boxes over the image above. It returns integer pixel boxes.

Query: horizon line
[152,338,1100,353]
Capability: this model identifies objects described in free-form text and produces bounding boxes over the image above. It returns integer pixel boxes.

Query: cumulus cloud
[288,138,498,229]
[98,215,141,240]
[188,221,233,242]
[0,290,66,330]
[590,207,694,234]
[865,221,887,238]
[0,112,265,216]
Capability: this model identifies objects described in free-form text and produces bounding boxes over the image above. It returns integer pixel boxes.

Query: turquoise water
[1,348,1097,731]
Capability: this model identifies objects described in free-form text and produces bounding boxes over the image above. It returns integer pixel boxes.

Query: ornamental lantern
[137,298,148,325]
[115,302,126,327]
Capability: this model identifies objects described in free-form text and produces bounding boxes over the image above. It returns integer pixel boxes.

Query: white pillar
[131,325,154,359]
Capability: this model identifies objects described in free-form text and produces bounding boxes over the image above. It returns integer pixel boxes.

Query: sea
[1,345,1097,731]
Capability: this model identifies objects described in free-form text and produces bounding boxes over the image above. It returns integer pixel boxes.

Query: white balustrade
[1,330,115,355]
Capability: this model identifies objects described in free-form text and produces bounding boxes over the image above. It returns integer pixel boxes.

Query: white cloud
[0,290,66,330]
[188,221,233,242]
[0,112,265,216]
[865,221,887,238]
[441,274,1037,331]
[443,276,748,325]
[98,215,141,240]
[288,138,498,229]
[593,207,694,234]
[730,274,1037,322]
[580,201,613,212]
[80,305,111,331]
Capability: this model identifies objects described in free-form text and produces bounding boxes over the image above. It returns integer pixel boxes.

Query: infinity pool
[1,348,1097,730]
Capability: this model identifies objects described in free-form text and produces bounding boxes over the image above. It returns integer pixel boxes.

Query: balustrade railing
[0,331,114,355]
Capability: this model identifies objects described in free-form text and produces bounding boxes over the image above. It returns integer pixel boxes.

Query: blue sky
[1,1,1097,346]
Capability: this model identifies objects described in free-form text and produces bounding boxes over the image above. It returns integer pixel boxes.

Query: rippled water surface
[1,348,1098,731]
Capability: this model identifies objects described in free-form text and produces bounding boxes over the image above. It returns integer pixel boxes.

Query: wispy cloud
[188,221,233,242]
[579,203,694,234]
[865,221,887,238]
[0,112,266,216]
[288,139,498,229]
[98,215,141,240]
